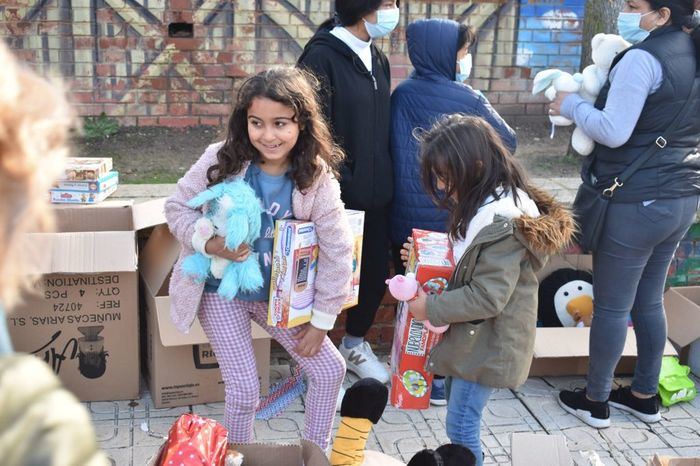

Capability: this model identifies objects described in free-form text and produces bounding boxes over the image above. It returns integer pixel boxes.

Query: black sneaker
[558,388,610,428]
[609,386,661,423]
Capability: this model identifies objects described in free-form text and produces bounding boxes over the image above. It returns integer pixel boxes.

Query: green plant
[83,112,120,139]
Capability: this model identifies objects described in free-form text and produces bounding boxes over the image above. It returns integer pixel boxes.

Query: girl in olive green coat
[404,114,574,465]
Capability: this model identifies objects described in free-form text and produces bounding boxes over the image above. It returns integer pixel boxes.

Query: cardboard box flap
[132,198,167,231]
[534,328,676,358]
[647,454,700,466]
[233,440,329,466]
[664,287,700,347]
[154,294,268,347]
[141,224,181,296]
[53,201,135,232]
[24,231,137,274]
[511,433,573,466]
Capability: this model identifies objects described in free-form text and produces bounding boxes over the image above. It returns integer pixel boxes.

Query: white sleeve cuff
[191,218,215,258]
[310,310,337,331]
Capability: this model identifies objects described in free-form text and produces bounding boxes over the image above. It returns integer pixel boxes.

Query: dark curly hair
[207,67,344,191]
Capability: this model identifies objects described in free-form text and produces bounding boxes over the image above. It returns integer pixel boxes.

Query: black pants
[345,208,390,337]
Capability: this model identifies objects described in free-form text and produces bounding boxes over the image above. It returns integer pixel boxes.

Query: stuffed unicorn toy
[181,178,264,300]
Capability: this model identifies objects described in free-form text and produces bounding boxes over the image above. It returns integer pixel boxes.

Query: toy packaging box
[267,210,365,329]
[268,220,319,328]
[53,171,119,193]
[50,181,118,204]
[344,210,365,309]
[59,157,113,181]
[390,229,455,409]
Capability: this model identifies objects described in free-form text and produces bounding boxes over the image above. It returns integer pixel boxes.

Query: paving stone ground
[88,353,700,466]
[98,180,700,464]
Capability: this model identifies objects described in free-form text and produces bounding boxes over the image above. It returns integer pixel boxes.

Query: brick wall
[1,0,587,127]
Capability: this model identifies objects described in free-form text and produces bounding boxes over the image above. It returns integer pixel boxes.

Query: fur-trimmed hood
[514,186,575,265]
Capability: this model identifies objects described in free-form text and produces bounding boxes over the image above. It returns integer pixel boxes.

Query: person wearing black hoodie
[298,0,399,384]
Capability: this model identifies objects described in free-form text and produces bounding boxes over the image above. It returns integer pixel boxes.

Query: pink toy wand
[385,273,449,334]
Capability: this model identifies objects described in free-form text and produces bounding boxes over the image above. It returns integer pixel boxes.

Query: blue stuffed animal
[181,178,264,300]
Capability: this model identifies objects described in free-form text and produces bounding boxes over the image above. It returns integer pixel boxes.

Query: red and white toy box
[390,229,455,409]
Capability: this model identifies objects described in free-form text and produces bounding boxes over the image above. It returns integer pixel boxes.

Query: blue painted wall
[516,0,586,72]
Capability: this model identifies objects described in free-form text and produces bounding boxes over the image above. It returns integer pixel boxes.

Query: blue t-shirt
[205,164,294,301]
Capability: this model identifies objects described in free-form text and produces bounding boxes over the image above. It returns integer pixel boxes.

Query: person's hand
[408,287,428,321]
[400,236,413,268]
[205,236,250,262]
[294,324,327,357]
[548,91,574,117]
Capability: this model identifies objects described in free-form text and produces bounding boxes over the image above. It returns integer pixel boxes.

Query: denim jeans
[586,195,699,402]
[445,377,494,466]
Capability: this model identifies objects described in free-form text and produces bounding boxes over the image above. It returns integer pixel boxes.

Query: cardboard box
[140,221,271,408]
[50,182,118,204]
[511,433,573,466]
[60,157,113,181]
[664,286,700,376]
[8,200,163,401]
[267,210,365,328]
[531,254,676,376]
[390,229,454,409]
[52,170,119,193]
[148,440,331,466]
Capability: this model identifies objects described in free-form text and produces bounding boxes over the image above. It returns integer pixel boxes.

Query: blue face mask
[364,7,400,39]
[617,10,656,44]
[456,53,472,82]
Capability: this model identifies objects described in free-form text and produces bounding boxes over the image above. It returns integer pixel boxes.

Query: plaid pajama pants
[197,292,346,450]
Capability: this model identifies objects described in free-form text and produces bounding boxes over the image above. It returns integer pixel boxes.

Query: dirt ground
[73,122,580,184]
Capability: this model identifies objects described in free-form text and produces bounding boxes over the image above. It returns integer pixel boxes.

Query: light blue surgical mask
[617,10,656,44]
[456,53,472,82]
[364,7,400,39]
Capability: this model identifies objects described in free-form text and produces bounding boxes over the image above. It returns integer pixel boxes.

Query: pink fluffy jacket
[165,142,354,334]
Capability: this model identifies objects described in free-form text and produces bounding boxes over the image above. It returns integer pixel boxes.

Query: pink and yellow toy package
[390,229,455,409]
[267,211,365,328]
[268,220,319,328]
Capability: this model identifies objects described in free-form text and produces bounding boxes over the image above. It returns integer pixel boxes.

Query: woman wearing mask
[550,0,700,428]
[389,19,517,404]
[298,0,399,383]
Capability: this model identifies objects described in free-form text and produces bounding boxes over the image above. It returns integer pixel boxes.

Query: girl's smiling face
[247,97,300,169]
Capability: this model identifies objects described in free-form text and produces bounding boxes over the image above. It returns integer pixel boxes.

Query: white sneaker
[336,386,345,411]
[338,341,390,384]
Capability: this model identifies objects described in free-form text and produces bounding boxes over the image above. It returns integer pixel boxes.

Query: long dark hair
[208,67,344,191]
[648,0,700,54]
[419,114,535,240]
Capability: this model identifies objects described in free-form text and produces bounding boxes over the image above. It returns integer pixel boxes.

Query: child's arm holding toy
[411,237,524,326]
[307,171,354,331]
[165,142,222,251]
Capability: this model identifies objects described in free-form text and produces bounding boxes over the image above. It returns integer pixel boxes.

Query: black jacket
[298,28,393,211]
[585,26,700,202]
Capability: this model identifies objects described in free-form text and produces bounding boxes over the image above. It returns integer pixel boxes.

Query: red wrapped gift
[157,414,229,466]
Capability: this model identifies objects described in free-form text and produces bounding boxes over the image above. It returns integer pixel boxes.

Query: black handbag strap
[602,77,700,198]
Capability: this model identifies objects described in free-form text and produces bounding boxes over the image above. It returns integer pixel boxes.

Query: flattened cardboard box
[140,221,271,409]
[8,200,165,401]
[511,433,573,466]
[531,254,676,376]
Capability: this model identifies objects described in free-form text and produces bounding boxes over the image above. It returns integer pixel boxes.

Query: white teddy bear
[532,33,630,155]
